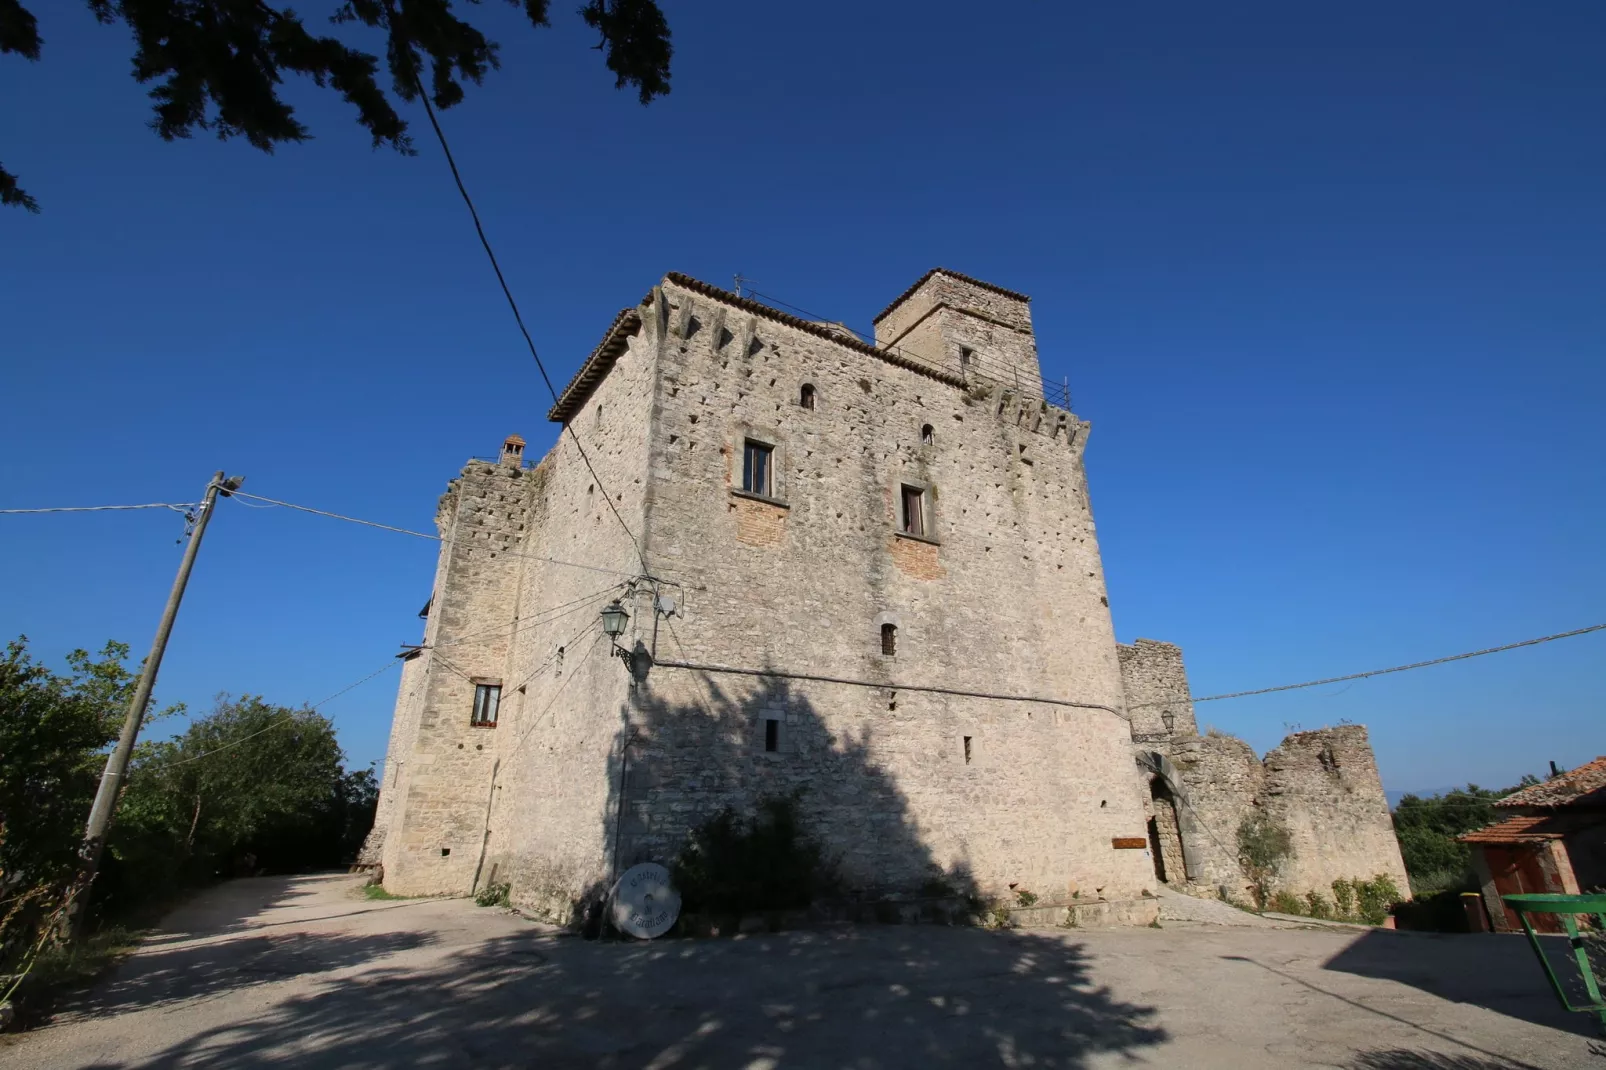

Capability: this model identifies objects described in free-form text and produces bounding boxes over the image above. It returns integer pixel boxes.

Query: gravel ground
[1154,885,1287,926]
[1,874,1600,1069]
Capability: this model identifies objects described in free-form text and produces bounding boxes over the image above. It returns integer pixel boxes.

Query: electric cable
[0,502,198,515]
[409,77,646,574]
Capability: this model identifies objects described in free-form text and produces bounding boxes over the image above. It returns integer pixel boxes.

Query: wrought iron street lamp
[600,600,630,639]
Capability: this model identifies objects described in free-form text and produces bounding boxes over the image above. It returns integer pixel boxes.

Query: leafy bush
[1354,874,1402,925]
[1237,811,1293,910]
[474,882,510,908]
[1270,890,1303,915]
[672,796,828,915]
[1304,891,1332,919]
[1015,889,1038,907]
[1331,878,1354,918]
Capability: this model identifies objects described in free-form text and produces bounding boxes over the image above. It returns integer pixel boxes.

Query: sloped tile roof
[1494,755,1606,809]
[872,268,1031,325]
[1459,812,1599,844]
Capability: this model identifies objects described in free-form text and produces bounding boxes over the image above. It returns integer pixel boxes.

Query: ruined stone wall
[615,276,1156,906]
[1262,726,1409,896]
[1170,733,1262,896]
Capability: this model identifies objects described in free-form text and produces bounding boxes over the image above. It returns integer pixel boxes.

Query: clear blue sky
[3,2,1602,794]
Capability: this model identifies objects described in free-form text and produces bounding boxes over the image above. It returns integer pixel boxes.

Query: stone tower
[364,268,1407,923]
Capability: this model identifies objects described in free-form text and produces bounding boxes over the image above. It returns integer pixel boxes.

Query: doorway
[1149,778,1184,885]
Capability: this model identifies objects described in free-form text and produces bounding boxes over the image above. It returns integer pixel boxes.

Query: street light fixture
[600,600,630,640]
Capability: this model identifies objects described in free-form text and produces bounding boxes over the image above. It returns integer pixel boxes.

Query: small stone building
[362,269,1407,921]
[1462,756,1606,932]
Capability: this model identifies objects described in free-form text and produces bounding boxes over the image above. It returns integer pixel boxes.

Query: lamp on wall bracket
[601,600,638,671]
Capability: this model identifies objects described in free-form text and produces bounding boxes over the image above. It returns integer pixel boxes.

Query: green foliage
[1354,874,1402,926]
[1391,781,1539,896]
[1269,890,1303,915]
[362,883,408,901]
[1,0,674,212]
[1331,878,1354,918]
[1304,891,1332,919]
[102,695,377,912]
[672,796,828,915]
[474,882,511,908]
[1236,811,1293,910]
[1015,889,1038,908]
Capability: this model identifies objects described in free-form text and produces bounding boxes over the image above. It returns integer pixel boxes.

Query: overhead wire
[225,489,637,579]
[408,77,646,574]
[0,502,199,515]
[1129,622,1606,709]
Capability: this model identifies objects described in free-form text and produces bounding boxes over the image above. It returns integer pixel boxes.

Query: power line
[225,489,637,579]
[409,78,646,573]
[1177,623,1606,706]
[166,658,402,767]
[0,502,198,515]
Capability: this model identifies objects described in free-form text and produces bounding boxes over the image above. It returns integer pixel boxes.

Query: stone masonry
[363,268,1407,923]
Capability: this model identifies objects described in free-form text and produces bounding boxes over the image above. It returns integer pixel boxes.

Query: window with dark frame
[881,622,897,656]
[471,683,501,727]
[742,440,773,497]
[959,346,974,369]
[800,384,816,410]
[900,485,926,537]
[764,718,779,752]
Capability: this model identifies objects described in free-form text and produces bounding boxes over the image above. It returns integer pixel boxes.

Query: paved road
[1,874,1599,1069]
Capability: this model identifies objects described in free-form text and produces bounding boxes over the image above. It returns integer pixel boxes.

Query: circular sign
[611,862,681,939]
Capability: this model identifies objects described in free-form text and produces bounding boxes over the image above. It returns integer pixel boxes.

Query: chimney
[500,434,526,468]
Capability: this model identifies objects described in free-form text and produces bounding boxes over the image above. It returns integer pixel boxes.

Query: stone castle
[363,268,1408,921]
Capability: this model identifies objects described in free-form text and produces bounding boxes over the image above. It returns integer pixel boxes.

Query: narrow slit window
[800,383,816,410]
[921,424,934,445]
[963,736,973,765]
[743,440,773,497]
[471,683,501,727]
[881,622,897,656]
[764,718,779,752]
[959,346,974,369]
[900,485,925,537]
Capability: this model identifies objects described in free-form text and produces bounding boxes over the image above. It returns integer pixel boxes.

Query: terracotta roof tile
[546,308,641,423]
[1459,812,1599,844]
[1495,755,1606,809]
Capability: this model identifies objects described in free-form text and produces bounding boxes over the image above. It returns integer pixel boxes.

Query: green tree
[1,0,673,212]
[105,695,375,907]
[1391,782,1532,896]
[1236,810,1292,910]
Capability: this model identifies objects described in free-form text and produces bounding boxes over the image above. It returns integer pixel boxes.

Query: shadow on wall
[1321,930,1600,1039]
[595,668,981,909]
[79,926,1167,1069]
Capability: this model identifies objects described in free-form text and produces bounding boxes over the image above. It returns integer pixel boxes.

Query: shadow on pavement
[80,925,1165,1068]
[1347,1052,1553,1070]
[66,929,434,1020]
[1320,930,1599,1038]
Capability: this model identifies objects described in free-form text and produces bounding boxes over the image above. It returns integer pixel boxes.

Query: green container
[1501,892,1606,1033]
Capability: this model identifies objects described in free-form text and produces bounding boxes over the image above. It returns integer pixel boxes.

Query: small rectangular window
[743,440,773,497]
[964,736,973,765]
[764,718,779,752]
[900,485,925,537]
[471,683,501,727]
[959,346,973,368]
[881,623,897,656]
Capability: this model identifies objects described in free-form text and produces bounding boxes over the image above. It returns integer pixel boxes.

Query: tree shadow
[58,928,434,1020]
[1320,930,1602,1038]
[595,668,999,915]
[81,924,1166,1068]
[1345,1051,1555,1070]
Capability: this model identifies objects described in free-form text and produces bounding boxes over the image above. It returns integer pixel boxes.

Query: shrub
[474,882,510,908]
[672,795,828,915]
[1015,889,1038,907]
[1354,874,1402,926]
[1331,878,1355,919]
[1237,811,1293,910]
[1270,890,1303,915]
[1304,891,1332,919]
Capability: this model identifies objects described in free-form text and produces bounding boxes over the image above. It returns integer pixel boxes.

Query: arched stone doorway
[1136,750,1202,885]
[1148,777,1184,884]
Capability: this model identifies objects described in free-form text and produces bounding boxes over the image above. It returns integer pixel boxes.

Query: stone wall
[1262,726,1410,896]
[1119,639,1198,742]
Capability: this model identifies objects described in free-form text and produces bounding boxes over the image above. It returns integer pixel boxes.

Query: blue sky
[2,2,1602,794]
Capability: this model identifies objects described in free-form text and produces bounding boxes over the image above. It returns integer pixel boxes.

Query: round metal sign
[611,862,681,939]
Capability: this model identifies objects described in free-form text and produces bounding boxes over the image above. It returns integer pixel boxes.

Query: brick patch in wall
[889,534,945,580]
[732,494,787,547]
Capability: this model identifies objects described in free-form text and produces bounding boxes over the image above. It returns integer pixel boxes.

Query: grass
[361,883,410,901]
[3,925,146,1031]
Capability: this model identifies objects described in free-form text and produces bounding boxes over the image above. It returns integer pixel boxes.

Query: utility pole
[71,470,242,937]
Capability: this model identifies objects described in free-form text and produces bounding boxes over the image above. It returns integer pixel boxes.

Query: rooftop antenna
[733,273,748,298]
